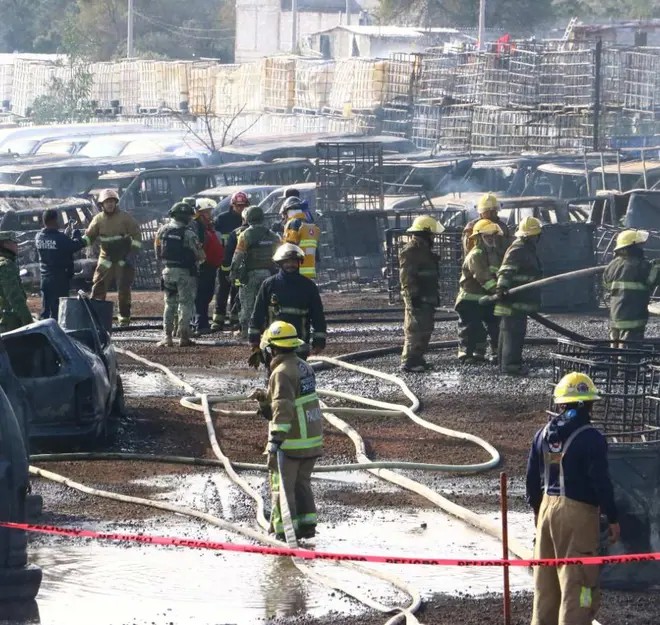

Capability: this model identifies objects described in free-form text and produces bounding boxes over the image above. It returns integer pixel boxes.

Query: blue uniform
[526,411,618,523]
[35,228,85,320]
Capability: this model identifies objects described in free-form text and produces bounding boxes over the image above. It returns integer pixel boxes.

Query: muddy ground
[21,291,660,625]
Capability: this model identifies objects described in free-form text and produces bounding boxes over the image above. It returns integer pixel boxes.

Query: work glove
[495,286,509,301]
[247,346,264,370]
[265,440,281,471]
[248,388,268,403]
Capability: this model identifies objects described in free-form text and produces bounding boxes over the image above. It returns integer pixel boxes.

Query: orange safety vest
[283,214,320,279]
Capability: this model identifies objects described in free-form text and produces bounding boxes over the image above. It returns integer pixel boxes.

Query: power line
[133,9,235,34]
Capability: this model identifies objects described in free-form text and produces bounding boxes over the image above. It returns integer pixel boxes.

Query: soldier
[462,193,511,256]
[494,216,543,375]
[82,189,141,327]
[0,232,32,333]
[399,216,443,373]
[230,206,280,339]
[212,191,249,331]
[155,203,205,347]
[191,198,224,335]
[280,196,320,280]
[248,243,326,365]
[250,321,323,541]
[455,219,504,363]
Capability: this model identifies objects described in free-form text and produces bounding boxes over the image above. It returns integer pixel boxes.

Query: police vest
[244,226,278,271]
[161,226,196,270]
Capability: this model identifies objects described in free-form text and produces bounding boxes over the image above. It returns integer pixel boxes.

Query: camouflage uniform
[399,235,439,369]
[231,225,280,337]
[155,219,205,339]
[0,239,32,333]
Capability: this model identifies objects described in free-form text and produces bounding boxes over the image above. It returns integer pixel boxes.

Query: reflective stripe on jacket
[456,245,502,305]
[83,210,141,264]
[495,237,542,317]
[283,215,320,279]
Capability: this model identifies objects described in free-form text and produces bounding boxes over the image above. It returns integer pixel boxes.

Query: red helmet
[231,191,249,207]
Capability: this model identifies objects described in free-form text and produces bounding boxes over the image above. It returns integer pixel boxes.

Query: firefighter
[250,321,323,541]
[455,219,503,363]
[399,215,443,373]
[35,208,85,320]
[230,206,280,339]
[603,229,660,348]
[248,243,326,367]
[212,191,249,331]
[526,372,620,625]
[462,192,511,256]
[494,216,543,375]
[83,189,141,327]
[192,198,223,335]
[0,232,32,333]
[281,196,320,280]
[155,202,205,347]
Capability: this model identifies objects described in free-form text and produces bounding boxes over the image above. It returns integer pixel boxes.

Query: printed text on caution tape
[4,523,656,567]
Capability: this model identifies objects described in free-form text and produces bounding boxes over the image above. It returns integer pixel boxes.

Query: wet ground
[15,293,660,624]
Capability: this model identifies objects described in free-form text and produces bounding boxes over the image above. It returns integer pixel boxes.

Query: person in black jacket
[212,191,248,330]
[526,372,619,625]
[35,209,85,320]
[248,243,326,365]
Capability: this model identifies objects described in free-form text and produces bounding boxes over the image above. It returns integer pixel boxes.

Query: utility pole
[291,0,298,53]
[127,0,135,58]
[477,0,486,51]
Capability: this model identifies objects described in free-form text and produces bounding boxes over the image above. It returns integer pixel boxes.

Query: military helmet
[244,205,265,225]
[553,372,601,405]
[260,321,304,350]
[614,229,649,252]
[407,215,444,234]
[273,243,305,263]
[169,202,195,221]
[470,219,502,238]
[0,231,17,243]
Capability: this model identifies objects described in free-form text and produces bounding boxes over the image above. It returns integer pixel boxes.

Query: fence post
[593,39,603,151]
[500,472,511,625]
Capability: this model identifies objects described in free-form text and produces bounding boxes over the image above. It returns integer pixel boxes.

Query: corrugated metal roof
[312,25,461,38]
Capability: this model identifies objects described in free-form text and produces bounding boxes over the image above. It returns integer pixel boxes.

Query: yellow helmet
[407,215,444,234]
[470,219,502,238]
[553,372,601,405]
[515,216,543,238]
[477,193,499,214]
[260,321,304,350]
[614,229,649,252]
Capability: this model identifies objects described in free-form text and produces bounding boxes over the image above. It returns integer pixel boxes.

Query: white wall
[235,0,360,62]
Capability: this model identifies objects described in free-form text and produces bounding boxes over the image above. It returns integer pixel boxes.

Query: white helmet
[273,243,305,263]
[195,198,216,212]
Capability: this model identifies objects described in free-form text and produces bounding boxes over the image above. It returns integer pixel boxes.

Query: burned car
[0,197,100,291]
[1,295,123,447]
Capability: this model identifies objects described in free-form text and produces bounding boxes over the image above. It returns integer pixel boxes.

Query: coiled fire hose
[29,347,603,625]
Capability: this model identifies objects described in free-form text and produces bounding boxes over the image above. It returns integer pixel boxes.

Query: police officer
[83,189,142,327]
[212,191,249,331]
[192,198,224,335]
[250,321,323,541]
[603,229,660,348]
[230,206,280,339]
[248,243,326,366]
[0,232,32,333]
[155,203,205,347]
[35,209,85,320]
[494,216,543,375]
[462,193,511,256]
[281,197,320,280]
[455,219,503,363]
[399,216,443,373]
[526,372,620,625]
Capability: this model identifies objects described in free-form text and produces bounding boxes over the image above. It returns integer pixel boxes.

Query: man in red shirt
[192,198,224,334]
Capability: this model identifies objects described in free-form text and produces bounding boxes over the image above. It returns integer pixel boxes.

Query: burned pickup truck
[0,197,100,291]
[1,295,124,447]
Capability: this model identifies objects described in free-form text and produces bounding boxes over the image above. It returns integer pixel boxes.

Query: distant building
[305,25,470,59]
[572,20,660,47]
[235,0,374,62]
